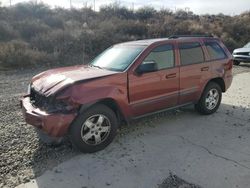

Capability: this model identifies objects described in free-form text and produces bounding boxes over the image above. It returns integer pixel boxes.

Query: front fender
[56,74,131,119]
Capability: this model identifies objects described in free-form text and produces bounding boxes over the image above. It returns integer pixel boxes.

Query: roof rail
[169,34,214,39]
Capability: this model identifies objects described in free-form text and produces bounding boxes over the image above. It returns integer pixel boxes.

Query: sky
[1,0,250,15]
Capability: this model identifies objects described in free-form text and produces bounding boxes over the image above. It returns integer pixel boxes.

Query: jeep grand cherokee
[21,35,233,153]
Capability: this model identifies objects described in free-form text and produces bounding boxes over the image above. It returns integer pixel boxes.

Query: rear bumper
[224,74,233,91]
[21,96,77,137]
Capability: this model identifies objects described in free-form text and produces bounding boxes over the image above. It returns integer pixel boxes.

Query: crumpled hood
[31,65,118,96]
[233,48,250,53]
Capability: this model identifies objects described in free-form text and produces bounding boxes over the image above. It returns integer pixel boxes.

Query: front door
[128,44,179,117]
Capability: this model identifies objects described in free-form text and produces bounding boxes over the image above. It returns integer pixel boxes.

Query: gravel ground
[0,64,250,188]
[158,173,201,188]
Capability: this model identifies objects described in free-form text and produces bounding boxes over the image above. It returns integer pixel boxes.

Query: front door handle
[166,73,177,79]
[201,67,209,71]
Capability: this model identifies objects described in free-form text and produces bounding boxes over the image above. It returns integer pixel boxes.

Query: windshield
[90,45,145,72]
[244,42,250,48]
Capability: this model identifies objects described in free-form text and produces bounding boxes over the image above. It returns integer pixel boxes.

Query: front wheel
[195,82,222,115]
[69,104,118,153]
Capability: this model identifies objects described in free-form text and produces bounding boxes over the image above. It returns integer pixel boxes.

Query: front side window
[179,42,204,65]
[90,45,145,72]
[143,44,174,70]
[205,41,226,60]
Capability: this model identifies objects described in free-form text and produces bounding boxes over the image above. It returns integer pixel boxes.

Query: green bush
[0,21,18,41]
[9,2,51,20]
[13,19,50,41]
[136,6,157,20]
[100,4,134,20]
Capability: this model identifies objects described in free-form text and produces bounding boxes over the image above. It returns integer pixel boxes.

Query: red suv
[21,35,233,153]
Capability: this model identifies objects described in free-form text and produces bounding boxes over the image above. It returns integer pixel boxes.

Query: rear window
[179,42,204,65]
[205,41,227,60]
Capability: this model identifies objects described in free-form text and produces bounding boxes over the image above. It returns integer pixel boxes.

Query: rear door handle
[201,67,209,71]
[165,73,177,79]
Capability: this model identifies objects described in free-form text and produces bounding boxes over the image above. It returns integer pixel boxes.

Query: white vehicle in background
[233,42,250,65]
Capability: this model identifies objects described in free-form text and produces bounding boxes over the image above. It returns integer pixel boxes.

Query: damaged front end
[30,87,75,114]
[21,86,78,137]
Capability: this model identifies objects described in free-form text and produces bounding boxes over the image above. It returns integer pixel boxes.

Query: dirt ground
[0,64,250,188]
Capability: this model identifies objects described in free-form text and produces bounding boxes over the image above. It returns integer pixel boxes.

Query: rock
[54,169,62,173]
[106,182,111,186]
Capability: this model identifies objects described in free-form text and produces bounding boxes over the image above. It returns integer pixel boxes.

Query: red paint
[21,37,233,137]
[21,97,76,137]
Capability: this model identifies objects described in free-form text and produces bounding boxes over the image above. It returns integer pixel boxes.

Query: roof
[116,35,215,47]
[117,38,169,46]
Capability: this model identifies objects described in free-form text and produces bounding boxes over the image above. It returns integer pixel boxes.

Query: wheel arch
[208,77,226,92]
[197,77,225,103]
[78,98,127,125]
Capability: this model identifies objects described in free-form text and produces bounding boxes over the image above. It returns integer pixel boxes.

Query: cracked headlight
[46,99,75,113]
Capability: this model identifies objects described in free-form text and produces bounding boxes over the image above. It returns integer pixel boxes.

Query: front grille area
[235,52,250,56]
[30,87,72,113]
[30,87,53,110]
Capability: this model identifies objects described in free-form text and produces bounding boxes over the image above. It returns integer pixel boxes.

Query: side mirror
[136,61,158,74]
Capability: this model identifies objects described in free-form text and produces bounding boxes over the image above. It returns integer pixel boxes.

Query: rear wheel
[195,82,222,115]
[69,104,118,153]
[233,60,240,65]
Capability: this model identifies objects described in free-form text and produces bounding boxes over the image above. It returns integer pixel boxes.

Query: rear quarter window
[205,41,227,60]
[179,42,204,65]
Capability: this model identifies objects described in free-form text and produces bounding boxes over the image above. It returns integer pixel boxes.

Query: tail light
[224,59,233,71]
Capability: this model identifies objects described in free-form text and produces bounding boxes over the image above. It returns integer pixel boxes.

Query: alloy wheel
[80,114,111,145]
[205,88,219,110]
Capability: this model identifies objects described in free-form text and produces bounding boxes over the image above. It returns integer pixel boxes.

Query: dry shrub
[0,3,250,69]
[0,40,52,68]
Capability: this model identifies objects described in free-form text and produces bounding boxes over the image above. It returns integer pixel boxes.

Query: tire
[195,82,222,115]
[69,104,118,153]
[36,128,63,146]
[233,60,240,65]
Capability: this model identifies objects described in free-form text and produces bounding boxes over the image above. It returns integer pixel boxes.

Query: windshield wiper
[89,64,103,69]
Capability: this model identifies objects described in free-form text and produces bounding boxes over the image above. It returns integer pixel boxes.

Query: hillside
[0,2,249,69]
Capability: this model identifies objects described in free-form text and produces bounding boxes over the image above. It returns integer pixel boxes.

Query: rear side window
[205,41,227,60]
[179,42,204,65]
[144,44,174,70]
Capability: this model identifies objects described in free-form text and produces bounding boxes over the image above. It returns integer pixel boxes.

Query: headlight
[46,99,75,113]
[27,84,31,94]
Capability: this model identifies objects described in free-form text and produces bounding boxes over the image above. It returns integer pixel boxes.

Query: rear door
[128,43,179,117]
[178,40,212,104]
[204,40,232,89]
